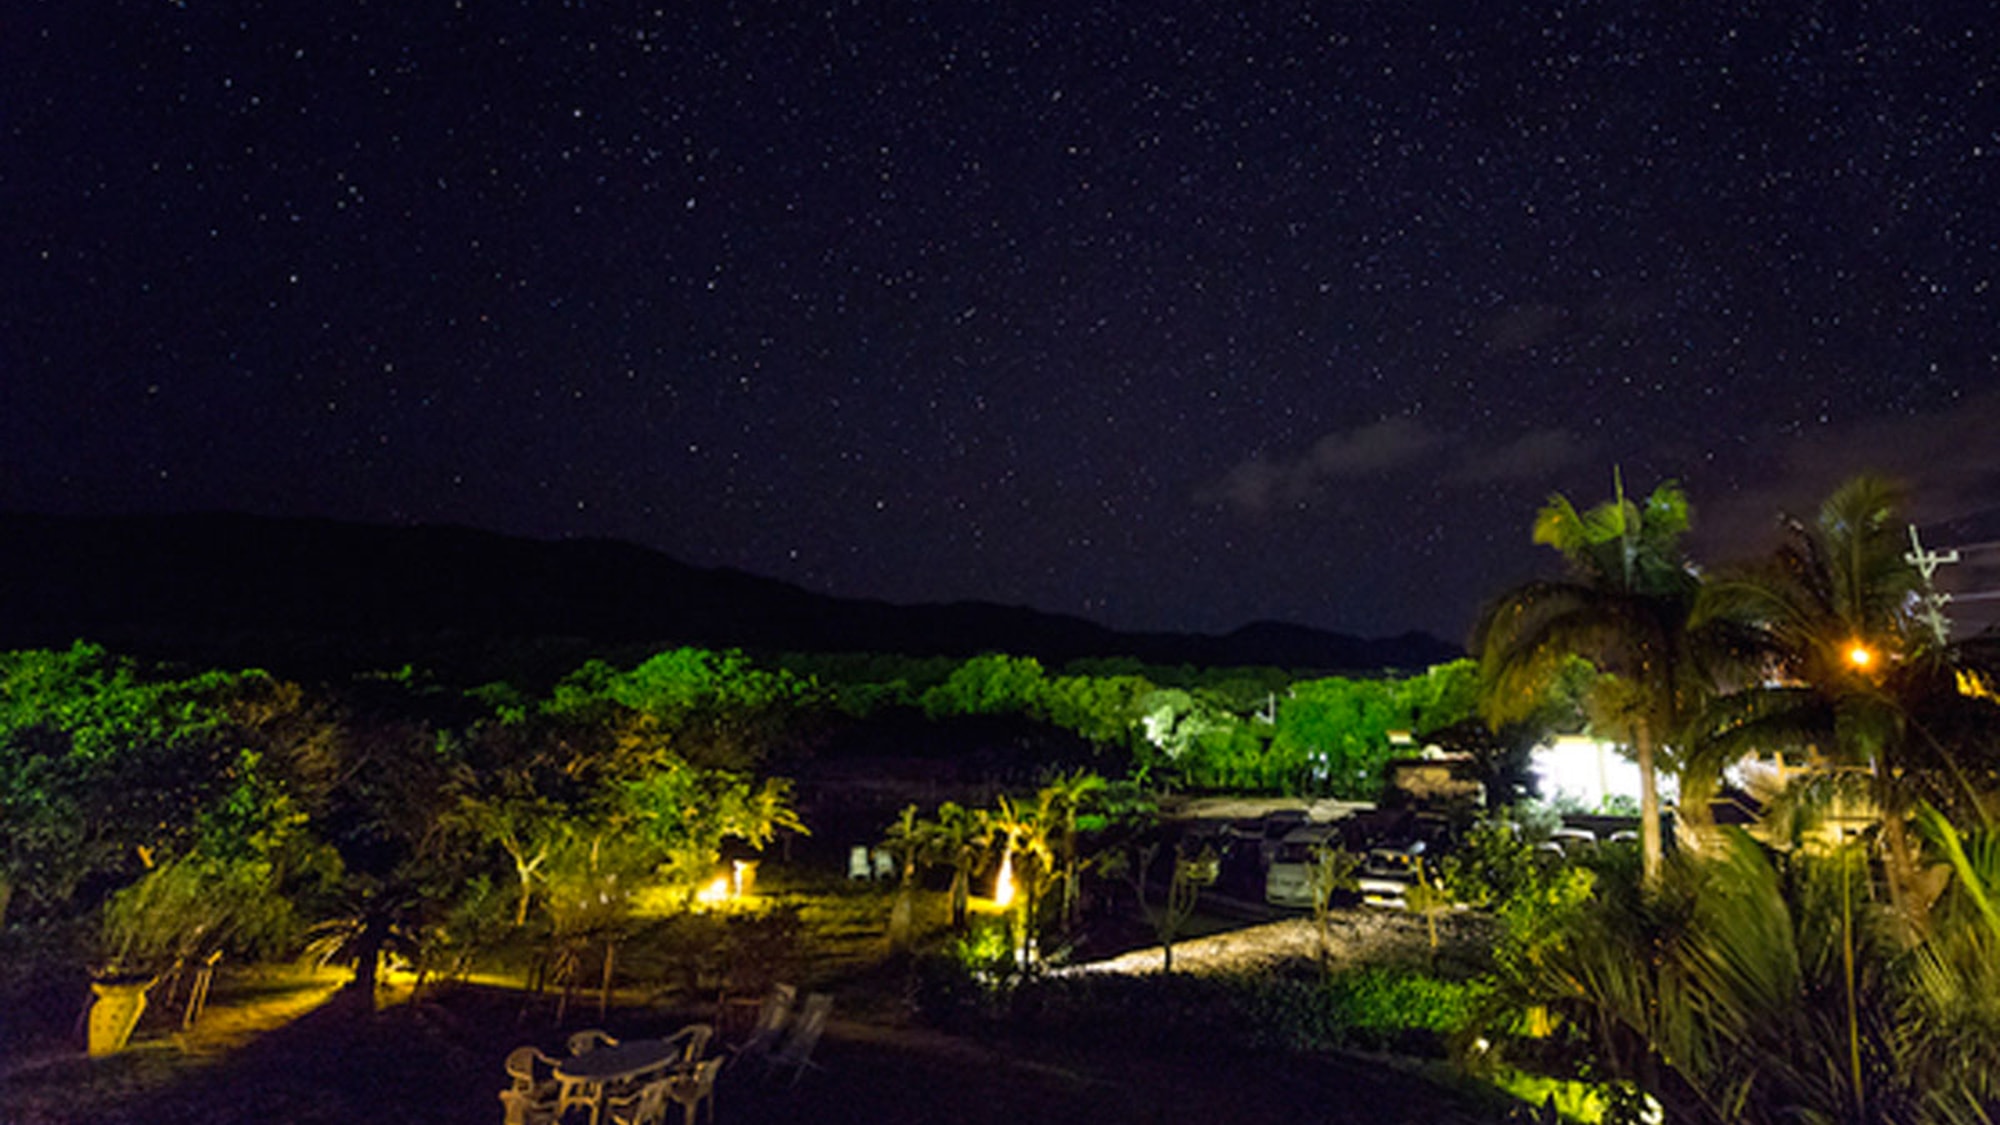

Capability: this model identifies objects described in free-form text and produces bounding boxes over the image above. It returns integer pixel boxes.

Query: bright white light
[1531,734,1668,808]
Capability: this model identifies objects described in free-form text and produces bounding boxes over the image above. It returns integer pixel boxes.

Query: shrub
[980,962,1490,1060]
[1316,966,1492,1052]
[907,918,1018,1028]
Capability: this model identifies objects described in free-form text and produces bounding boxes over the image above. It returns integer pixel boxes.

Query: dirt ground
[0,910,1520,1125]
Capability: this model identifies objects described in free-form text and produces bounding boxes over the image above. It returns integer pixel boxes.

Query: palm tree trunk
[1875,786,1923,938]
[888,863,915,952]
[1637,723,1663,890]
[948,867,969,931]
[350,918,386,997]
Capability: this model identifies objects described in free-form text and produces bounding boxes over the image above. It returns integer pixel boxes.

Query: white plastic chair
[662,1022,713,1064]
[763,992,831,1085]
[726,983,794,1070]
[498,1087,562,1125]
[617,1025,713,1095]
[568,1027,621,1055]
[663,1057,723,1125]
[504,1045,562,1097]
[603,1077,671,1125]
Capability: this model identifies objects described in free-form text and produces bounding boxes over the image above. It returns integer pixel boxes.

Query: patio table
[553,1039,687,1125]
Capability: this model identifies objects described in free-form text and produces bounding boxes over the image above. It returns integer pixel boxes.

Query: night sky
[7,3,2000,643]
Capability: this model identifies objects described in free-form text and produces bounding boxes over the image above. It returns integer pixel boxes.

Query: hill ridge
[0,511,1462,677]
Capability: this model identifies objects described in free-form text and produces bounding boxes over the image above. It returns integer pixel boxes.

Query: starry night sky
[7,3,1999,643]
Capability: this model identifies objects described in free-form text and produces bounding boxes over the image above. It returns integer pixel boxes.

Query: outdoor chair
[603,1077,671,1125]
[762,991,831,1085]
[568,1027,621,1055]
[498,1087,562,1125]
[724,982,794,1071]
[663,1022,713,1063]
[503,1045,562,1098]
[613,1024,714,1096]
[662,1057,723,1125]
[554,1072,606,1124]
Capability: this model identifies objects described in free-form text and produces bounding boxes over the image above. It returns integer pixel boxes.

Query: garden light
[991,847,1016,909]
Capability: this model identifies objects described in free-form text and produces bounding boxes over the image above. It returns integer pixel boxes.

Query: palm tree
[881,804,924,951]
[927,802,991,932]
[1034,769,1107,933]
[1475,475,1703,888]
[986,793,1055,967]
[1685,475,1993,928]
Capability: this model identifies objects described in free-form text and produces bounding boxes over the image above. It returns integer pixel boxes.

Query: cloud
[1194,418,1439,515]
[1696,388,2000,562]
[1196,420,1594,517]
[1449,428,1596,484]
[1305,417,1442,474]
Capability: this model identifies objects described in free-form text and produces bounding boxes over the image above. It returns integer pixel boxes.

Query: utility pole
[1905,525,1960,646]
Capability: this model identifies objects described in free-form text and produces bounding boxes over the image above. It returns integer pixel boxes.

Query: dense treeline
[0,647,819,991]
[0,639,1487,1005]
[778,649,1494,796]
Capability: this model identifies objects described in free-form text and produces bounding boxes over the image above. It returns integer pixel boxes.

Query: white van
[1263,823,1344,907]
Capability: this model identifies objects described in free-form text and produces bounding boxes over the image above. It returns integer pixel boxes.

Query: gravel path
[1077,906,1499,976]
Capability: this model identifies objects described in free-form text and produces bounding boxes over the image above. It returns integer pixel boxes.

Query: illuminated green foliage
[0,643,281,925]
[547,648,815,771]
[919,653,1048,719]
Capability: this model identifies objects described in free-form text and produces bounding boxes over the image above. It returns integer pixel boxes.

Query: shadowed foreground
[3,978,1519,1125]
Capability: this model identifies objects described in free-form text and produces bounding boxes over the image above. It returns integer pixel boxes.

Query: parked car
[1263,822,1345,908]
[1357,840,1426,909]
[1548,826,1599,855]
[1227,809,1310,871]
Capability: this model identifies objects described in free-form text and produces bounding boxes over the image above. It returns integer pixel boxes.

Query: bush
[907,918,1018,1029]
[966,961,1490,1060]
[1316,966,1491,1051]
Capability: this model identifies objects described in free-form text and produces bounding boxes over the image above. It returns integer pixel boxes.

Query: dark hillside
[0,512,1462,678]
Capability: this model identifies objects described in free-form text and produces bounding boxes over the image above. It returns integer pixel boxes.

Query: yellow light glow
[695,875,732,904]
[731,859,755,898]
[991,848,1015,909]
[1847,643,1875,670]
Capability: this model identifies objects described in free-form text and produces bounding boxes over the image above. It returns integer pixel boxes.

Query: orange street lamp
[1846,642,1876,672]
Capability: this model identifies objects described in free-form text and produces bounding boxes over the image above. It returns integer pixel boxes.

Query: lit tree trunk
[888,857,916,952]
[947,866,970,931]
[598,940,616,1019]
[350,918,386,998]
[1158,849,1211,975]
[511,847,545,927]
[1636,723,1663,890]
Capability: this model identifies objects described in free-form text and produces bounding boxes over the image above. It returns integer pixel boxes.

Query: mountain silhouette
[0,512,1462,679]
